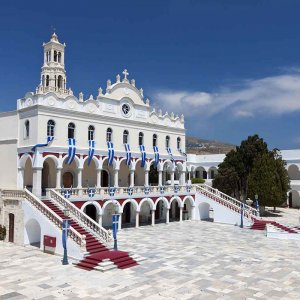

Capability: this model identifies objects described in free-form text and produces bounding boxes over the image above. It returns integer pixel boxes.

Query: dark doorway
[102,170,109,187]
[155,201,161,219]
[84,204,97,221]
[289,192,293,207]
[63,172,73,188]
[149,164,158,185]
[122,203,131,224]
[8,213,14,243]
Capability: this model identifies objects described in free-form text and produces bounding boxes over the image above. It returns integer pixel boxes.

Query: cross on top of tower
[122,69,129,82]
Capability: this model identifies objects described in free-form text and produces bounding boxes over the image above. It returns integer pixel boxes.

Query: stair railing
[195,184,259,219]
[0,189,86,251]
[49,189,112,244]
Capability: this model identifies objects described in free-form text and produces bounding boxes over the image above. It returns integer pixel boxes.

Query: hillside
[186,136,236,155]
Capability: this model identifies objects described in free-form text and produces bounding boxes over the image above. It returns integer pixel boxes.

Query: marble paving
[1,219,300,299]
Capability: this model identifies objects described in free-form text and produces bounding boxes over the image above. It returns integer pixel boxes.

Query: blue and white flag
[31,136,54,152]
[107,142,114,166]
[88,186,96,198]
[124,143,131,166]
[87,140,95,166]
[112,214,120,240]
[64,189,71,199]
[139,145,146,168]
[144,186,150,195]
[109,187,116,197]
[153,146,160,166]
[186,185,192,193]
[66,138,76,165]
[174,185,179,193]
[167,147,174,162]
[159,185,165,194]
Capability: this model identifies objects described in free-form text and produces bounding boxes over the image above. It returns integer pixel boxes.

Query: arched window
[123,130,129,144]
[58,52,61,63]
[153,134,157,147]
[54,50,57,62]
[106,128,112,142]
[177,137,181,150]
[88,125,95,141]
[46,75,49,87]
[25,120,30,138]
[68,122,75,139]
[58,75,63,89]
[47,120,55,137]
[139,132,144,146]
[166,136,170,149]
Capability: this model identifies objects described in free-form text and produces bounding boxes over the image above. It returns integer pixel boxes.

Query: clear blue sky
[1,0,300,149]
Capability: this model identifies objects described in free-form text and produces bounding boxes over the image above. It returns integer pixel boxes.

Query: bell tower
[36,32,72,97]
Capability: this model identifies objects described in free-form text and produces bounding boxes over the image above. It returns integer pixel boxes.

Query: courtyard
[1,218,300,300]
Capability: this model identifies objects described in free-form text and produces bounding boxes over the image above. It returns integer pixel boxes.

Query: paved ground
[1,219,300,300]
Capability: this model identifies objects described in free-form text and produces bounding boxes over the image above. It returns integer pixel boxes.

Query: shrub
[192,178,205,184]
[0,225,6,241]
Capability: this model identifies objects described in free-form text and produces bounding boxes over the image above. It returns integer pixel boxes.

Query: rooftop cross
[122,69,129,81]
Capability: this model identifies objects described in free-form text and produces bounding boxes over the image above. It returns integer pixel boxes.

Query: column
[171,171,175,186]
[166,208,170,224]
[181,171,186,185]
[179,207,183,222]
[77,168,83,196]
[135,211,140,228]
[118,213,122,230]
[98,214,103,227]
[151,210,155,226]
[144,171,149,186]
[158,171,163,186]
[191,206,195,220]
[96,169,102,188]
[56,168,62,189]
[17,168,24,189]
[130,170,135,187]
[32,167,42,197]
[114,169,119,188]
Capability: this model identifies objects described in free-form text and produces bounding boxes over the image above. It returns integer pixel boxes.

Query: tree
[247,152,290,211]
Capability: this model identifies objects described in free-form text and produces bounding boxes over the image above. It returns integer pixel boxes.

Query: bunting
[107,142,114,166]
[139,145,146,167]
[31,136,54,152]
[87,140,95,166]
[153,146,160,166]
[66,138,76,165]
[167,147,174,162]
[124,143,131,166]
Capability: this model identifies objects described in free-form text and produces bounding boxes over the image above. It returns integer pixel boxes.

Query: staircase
[251,219,298,233]
[43,198,138,271]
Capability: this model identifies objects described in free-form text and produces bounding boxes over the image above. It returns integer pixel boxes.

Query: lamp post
[240,195,244,228]
[62,208,70,265]
[112,200,120,251]
[255,194,259,216]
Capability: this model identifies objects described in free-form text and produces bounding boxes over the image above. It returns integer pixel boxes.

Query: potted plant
[0,225,6,241]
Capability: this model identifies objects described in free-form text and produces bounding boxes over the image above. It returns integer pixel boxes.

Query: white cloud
[153,71,300,119]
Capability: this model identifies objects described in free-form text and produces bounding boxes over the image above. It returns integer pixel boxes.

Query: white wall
[23,201,84,260]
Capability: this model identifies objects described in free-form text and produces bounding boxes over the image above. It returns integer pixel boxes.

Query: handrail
[51,184,196,198]
[49,189,112,244]
[0,189,86,250]
[195,184,259,219]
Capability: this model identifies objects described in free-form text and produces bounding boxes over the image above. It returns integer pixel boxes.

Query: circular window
[122,103,130,115]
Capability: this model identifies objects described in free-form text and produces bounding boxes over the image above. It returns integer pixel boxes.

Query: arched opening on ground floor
[289,190,300,208]
[139,199,152,226]
[155,198,168,223]
[121,201,137,228]
[198,202,213,221]
[102,201,120,229]
[84,204,97,222]
[170,199,180,222]
[25,218,41,248]
[183,197,194,220]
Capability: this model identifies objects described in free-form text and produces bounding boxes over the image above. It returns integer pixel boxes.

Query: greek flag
[153,146,160,166]
[66,138,76,165]
[144,186,150,195]
[109,187,116,197]
[87,140,95,166]
[160,186,165,194]
[88,186,96,198]
[107,142,114,166]
[64,188,72,199]
[127,187,133,196]
[139,145,146,167]
[174,185,179,193]
[31,136,54,152]
[186,185,192,193]
[167,147,174,162]
[124,143,131,166]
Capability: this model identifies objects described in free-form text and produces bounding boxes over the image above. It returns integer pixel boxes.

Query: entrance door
[122,203,131,223]
[85,204,97,221]
[8,213,14,243]
[63,172,73,188]
[289,192,293,207]
[155,201,160,219]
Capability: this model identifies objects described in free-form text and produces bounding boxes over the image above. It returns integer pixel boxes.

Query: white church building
[0,33,297,269]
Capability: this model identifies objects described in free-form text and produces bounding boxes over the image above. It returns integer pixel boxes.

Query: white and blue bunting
[107,142,114,166]
[124,143,131,166]
[139,145,146,167]
[66,138,76,165]
[87,140,95,166]
[31,136,54,152]
[153,146,160,166]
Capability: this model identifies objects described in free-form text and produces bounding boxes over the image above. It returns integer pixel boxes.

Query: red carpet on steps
[43,200,138,271]
[251,219,298,233]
